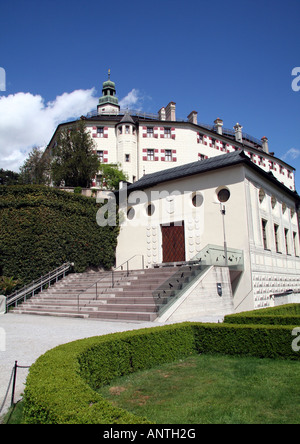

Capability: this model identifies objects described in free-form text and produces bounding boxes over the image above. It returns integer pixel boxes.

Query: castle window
[146,203,155,216]
[147,127,153,137]
[125,125,130,134]
[125,154,130,162]
[147,149,154,161]
[274,224,280,253]
[192,192,204,208]
[217,188,230,203]
[97,127,104,137]
[262,219,268,250]
[97,150,104,163]
[165,150,172,161]
[164,128,171,138]
[284,228,290,254]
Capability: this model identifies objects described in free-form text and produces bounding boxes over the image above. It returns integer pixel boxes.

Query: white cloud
[119,89,141,110]
[0,87,146,172]
[0,89,98,172]
[281,148,300,162]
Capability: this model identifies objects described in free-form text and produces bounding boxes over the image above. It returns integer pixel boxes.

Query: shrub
[22,322,300,424]
[224,304,300,326]
[0,185,119,284]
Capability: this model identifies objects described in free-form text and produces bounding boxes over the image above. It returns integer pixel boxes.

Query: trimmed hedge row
[224,304,300,326]
[0,185,119,284]
[23,322,300,424]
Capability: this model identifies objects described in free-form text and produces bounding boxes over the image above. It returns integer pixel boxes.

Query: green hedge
[224,304,300,326]
[0,185,119,284]
[22,322,300,424]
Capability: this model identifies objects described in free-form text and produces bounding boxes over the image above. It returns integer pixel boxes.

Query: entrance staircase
[11,267,176,322]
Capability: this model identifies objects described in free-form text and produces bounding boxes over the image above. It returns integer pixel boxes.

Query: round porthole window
[146,203,155,216]
[217,188,230,203]
[127,207,135,220]
[192,192,204,208]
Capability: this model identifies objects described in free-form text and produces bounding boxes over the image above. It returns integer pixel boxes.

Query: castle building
[47,74,296,192]
[46,74,300,317]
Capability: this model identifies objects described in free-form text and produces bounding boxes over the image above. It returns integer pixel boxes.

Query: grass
[99,354,300,424]
[1,401,24,424]
[3,354,300,424]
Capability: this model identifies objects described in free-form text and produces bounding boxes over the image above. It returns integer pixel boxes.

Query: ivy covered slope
[0,185,119,285]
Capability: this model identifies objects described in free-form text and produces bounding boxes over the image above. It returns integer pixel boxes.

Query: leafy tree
[19,147,51,185]
[51,120,99,188]
[0,168,19,185]
[99,163,128,190]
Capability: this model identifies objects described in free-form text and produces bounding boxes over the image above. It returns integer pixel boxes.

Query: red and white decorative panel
[172,149,177,161]
[103,151,108,163]
[226,143,234,153]
[215,140,223,151]
[142,126,147,138]
[154,127,159,138]
[91,127,109,138]
[171,128,176,140]
[203,135,212,147]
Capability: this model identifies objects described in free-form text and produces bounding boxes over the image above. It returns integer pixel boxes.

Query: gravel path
[0,313,222,418]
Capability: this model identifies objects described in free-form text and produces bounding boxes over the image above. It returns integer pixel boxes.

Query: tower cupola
[97,70,120,115]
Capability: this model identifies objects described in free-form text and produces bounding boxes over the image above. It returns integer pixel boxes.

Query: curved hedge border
[224,304,300,326]
[23,322,300,424]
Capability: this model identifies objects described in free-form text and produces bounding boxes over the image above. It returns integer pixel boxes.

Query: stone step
[11,266,177,322]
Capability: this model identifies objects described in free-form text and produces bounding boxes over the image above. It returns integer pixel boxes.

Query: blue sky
[1,0,300,190]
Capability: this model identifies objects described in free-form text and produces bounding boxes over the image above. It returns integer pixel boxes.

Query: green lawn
[99,354,300,424]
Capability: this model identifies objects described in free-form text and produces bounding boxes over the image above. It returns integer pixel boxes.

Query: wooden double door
[161,222,186,263]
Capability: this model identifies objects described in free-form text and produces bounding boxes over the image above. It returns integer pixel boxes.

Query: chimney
[234,123,243,143]
[158,107,166,121]
[165,102,176,121]
[261,136,269,154]
[187,111,198,125]
[214,118,223,135]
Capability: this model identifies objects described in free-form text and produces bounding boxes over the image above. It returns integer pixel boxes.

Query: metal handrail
[76,255,145,312]
[6,262,73,310]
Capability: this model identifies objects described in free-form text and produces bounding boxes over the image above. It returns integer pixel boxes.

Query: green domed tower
[97,70,120,115]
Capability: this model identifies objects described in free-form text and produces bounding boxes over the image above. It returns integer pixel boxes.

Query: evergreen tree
[51,120,99,188]
[19,147,50,184]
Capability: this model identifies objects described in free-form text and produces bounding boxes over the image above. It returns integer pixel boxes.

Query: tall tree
[51,120,99,188]
[19,147,51,184]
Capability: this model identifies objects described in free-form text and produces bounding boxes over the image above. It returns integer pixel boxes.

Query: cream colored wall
[81,122,295,190]
[244,168,300,309]
[116,165,254,311]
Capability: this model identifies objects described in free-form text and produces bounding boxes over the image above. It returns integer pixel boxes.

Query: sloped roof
[128,151,245,191]
[124,151,300,204]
